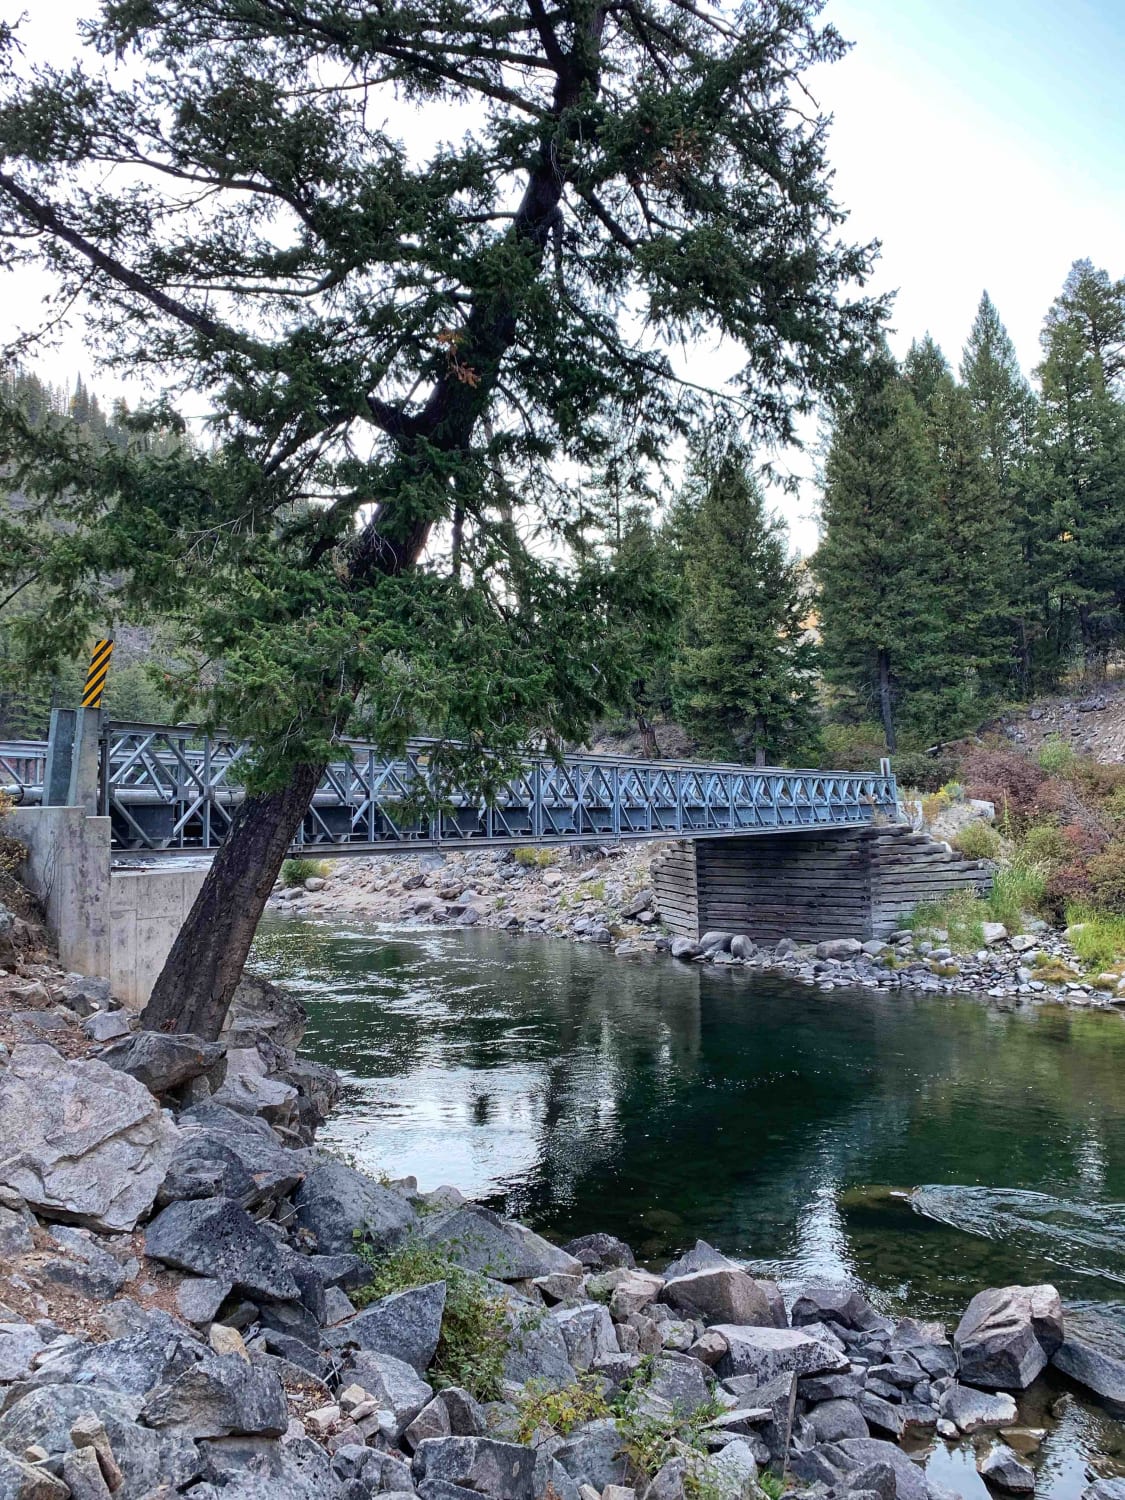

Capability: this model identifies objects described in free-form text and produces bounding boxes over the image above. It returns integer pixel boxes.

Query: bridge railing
[0,720,899,854]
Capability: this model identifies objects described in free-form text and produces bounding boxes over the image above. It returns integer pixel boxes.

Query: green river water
[252,916,1125,1495]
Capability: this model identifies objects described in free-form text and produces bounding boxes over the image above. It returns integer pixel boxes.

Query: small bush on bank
[962,747,1047,824]
[953,821,1002,860]
[1088,841,1125,916]
[1037,736,1076,775]
[515,1376,610,1443]
[892,752,962,794]
[1022,823,1068,868]
[353,1239,508,1401]
[1063,908,1125,971]
[280,857,329,887]
[514,847,558,869]
[1105,787,1125,829]
[985,857,1046,932]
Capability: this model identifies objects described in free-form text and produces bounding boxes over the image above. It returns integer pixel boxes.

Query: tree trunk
[636,711,660,760]
[877,648,897,753]
[139,759,325,1040]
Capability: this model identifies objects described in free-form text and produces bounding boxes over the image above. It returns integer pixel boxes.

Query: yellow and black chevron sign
[81,638,114,709]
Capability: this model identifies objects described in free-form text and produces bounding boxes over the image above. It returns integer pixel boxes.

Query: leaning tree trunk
[139,760,325,1039]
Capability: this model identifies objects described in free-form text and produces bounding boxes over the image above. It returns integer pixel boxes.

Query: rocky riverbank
[266,845,1124,1009]
[2,913,1125,1500]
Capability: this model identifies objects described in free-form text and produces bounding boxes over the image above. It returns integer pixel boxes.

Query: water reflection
[253,918,1125,1324]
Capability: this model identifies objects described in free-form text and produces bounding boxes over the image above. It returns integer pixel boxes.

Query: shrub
[1044,863,1094,922]
[1036,737,1076,775]
[1022,823,1068,868]
[821,721,886,771]
[1088,841,1125,916]
[1065,907,1125,970]
[353,1240,508,1401]
[952,821,1001,860]
[514,847,558,869]
[1106,787,1125,829]
[515,1377,611,1443]
[961,748,1046,823]
[892,752,962,794]
[280,857,329,887]
[1074,760,1125,803]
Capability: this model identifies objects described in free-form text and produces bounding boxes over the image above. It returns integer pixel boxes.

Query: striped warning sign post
[81,639,114,709]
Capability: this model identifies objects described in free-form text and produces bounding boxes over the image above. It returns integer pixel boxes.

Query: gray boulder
[954,1286,1063,1390]
[791,1285,885,1333]
[807,1398,870,1443]
[816,939,863,960]
[0,1385,203,1497]
[805,1438,928,1500]
[195,1433,339,1500]
[435,1388,488,1438]
[1083,1484,1125,1500]
[1052,1336,1125,1407]
[709,1439,760,1499]
[670,938,701,961]
[100,1031,225,1095]
[729,935,756,961]
[38,1226,128,1300]
[0,1323,44,1384]
[144,1197,300,1302]
[717,1370,795,1463]
[938,1381,1018,1433]
[0,1207,33,1258]
[156,1137,257,1210]
[0,1044,180,1232]
[223,974,307,1051]
[295,1159,417,1256]
[713,1323,847,1383]
[141,1353,287,1438]
[0,1448,69,1499]
[501,1298,577,1391]
[310,1253,372,1292]
[174,1105,304,1207]
[413,1438,538,1499]
[551,1303,619,1370]
[662,1268,784,1328]
[561,1232,635,1270]
[30,1326,202,1396]
[337,1349,432,1438]
[327,1282,446,1374]
[700,931,734,953]
[633,1353,713,1419]
[662,1240,738,1280]
[420,1206,581,1281]
[978,1443,1035,1493]
[552,1417,628,1490]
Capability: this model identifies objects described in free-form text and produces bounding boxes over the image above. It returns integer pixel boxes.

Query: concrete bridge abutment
[6,804,206,1008]
[652,825,992,945]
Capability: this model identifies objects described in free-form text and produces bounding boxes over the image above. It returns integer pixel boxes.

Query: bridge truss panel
[0,722,901,855]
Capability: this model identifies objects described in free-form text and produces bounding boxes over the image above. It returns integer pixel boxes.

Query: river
[252,915,1125,1493]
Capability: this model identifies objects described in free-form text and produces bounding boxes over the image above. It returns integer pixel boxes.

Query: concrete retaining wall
[7,804,208,1008]
[109,867,208,1009]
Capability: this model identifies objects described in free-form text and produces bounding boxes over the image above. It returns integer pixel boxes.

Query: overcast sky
[2,0,1122,552]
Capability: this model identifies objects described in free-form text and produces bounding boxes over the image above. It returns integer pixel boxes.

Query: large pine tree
[1035,262,1125,672]
[960,292,1045,691]
[815,358,937,751]
[672,449,818,765]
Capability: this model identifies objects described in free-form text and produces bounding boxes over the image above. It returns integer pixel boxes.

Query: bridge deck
[2,723,899,856]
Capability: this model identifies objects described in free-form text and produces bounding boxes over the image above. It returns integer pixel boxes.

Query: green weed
[515,1377,611,1443]
[904,890,985,952]
[353,1238,507,1401]
[280,856,330,887]
[952,821,1002,860]
[1037,737,1077,775]
[514,847,558,869]
[1065,906,1125,972]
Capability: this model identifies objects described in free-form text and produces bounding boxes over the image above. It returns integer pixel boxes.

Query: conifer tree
[903,336,951,413]
[672,449,817,765]
[0,0,884,1034]
[1035,262,1125,671]
[960,292,1044,691]
[815,358,936,751]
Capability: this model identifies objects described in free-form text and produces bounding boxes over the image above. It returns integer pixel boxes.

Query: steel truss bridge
[0,723,899,857]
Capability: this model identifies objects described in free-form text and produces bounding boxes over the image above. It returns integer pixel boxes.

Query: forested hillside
[0,368,175,737]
